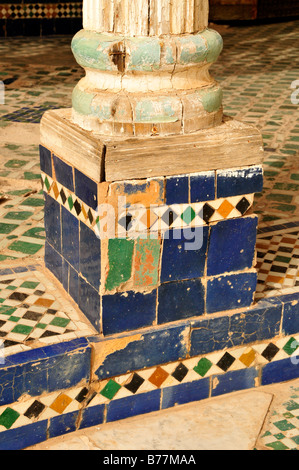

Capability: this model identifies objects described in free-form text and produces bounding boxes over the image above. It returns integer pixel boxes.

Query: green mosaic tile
[0,222,18,234]
[50,317,70,328]
[283,338,299,356]
[100,380,122,400]
[22,227,45,239]
[0,408,20,430]
[8,241,43,255]
[285,400,299,412]
[11,324,33,335]
[20,281,39,289]
[193,358,213,377]
[20,198,44,207]
[273,420,296,432]
[266,441,289,451]
[0,307,17,316]
[4,211,33,221]
[181,207,196,224]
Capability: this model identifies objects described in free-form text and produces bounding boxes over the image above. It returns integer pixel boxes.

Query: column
[40,0,264,343]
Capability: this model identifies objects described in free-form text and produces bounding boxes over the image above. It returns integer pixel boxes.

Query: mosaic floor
[0,260,96,356]
[0,20,298,450]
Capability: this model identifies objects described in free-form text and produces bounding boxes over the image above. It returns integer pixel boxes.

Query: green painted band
[72,84,223,119]
[71,29,223,73]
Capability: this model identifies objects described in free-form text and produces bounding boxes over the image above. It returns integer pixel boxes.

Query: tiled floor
[0,20,298,449]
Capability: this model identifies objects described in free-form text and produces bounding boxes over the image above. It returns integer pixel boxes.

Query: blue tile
[44,193,61,253]
[102,290,157,336]
[39,145,52,177]
[79,276,101,332]
[61,206,79,271]
[0,339,91,406]
[217,165,264,198]
[69,264,79,305]
[79,404,105,430]
[281,293,299,336]
[207,216,258,277]
[49,411,79,439]
[74,169,98,210]
[211,368,258,397]
[0,420,48,450]
[166,175,189,205]
[80,222,101,291]
[162,378,210,409]
[53,154,74,192]
[106,390,161,423]
[161,227,209,283]
[158,279,205,324]
[190,171,215,203]
[92,322,190,380]
[45,242,63,285]
[206,271,257,314]
[12,267,28,273]
[262,356,299,386]
[62,258,69,292]
[190,298,282,357]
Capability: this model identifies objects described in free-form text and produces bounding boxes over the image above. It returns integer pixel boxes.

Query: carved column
[71,0,223,136]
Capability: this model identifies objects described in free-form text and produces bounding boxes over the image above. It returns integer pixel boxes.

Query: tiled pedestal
[40,143,264,336]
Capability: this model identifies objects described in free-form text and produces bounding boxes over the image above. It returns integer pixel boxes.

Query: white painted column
[72,0,223,137]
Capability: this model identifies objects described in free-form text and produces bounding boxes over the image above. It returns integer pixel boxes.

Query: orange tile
[149,367,169,388]
[50,394,73,414]
[267,275,284,284]
[34,298,54,307]
[239,349,256,367]
[217,200,234,218]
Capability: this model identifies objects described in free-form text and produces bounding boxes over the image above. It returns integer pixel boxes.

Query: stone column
[40,0,264,349]
[71,0,223,136]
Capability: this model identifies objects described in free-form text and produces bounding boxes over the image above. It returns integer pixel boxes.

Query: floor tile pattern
[0,189,45,259]
[260,385,299,450]
[0,263,96,356]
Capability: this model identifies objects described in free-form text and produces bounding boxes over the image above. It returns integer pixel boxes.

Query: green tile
[8,240,43,255]
[4,211,33,221]
[36,323,47,329]
[22,227,45,239]
[266,441,289,451]
[105,239,135,292]
[266,194,293,204]
[274,433,285,440]
[50,317,70,328]
[0,223,18,234]
[0,408,20,430]
[291,436,299,445]
[283,338,299,356]
[11,324,33,335]
[100,380,121,400]
[0,306,16,316]
[181,207,196,224]
[20,281,39,289]
[193,358,213,377]
[285,400,299,412]
[24,172,41,180]
[8,316,20,322]
[4,159,27,168]
[273,419,296,432]
[20,198,44,207]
